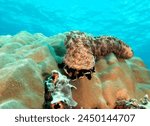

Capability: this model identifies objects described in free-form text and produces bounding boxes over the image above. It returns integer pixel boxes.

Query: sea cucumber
[59,31,133,80]
[92,36,133,60]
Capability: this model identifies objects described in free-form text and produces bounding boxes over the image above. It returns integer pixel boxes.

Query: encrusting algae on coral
[43,70,77,109]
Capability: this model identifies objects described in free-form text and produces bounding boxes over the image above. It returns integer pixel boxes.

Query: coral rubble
[115,94,150,109]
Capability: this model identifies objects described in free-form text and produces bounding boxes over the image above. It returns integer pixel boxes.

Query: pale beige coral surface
[72,54,150,108]
[0,31,149,108]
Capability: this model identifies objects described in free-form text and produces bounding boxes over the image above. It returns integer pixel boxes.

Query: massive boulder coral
[72,53,150,108]
[0,31,150,109]
[0,31,59,108]
[0,59,44,108]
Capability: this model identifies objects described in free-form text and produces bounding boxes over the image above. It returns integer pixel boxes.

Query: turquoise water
[0,0,150,68]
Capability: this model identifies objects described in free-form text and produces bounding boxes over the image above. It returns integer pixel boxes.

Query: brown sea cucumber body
[92,36,133,60]
[64,31,95,70]
[62,31,133,80]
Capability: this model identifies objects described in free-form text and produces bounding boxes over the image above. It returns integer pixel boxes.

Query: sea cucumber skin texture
[64,31,133,71]
[64,31,95,70]
[92,36,133,60]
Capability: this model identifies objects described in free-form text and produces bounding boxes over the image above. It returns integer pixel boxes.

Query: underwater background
[0,0,150,68]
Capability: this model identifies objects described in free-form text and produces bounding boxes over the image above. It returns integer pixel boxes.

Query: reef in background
[0,31,150,108]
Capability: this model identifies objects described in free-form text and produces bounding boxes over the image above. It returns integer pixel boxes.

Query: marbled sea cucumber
[59,31,133,80]
[92,36,133,60]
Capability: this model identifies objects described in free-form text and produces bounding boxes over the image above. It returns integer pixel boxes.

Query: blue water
[0,0,150,68]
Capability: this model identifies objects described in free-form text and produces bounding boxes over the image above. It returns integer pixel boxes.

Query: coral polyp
[60,31,133,80]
